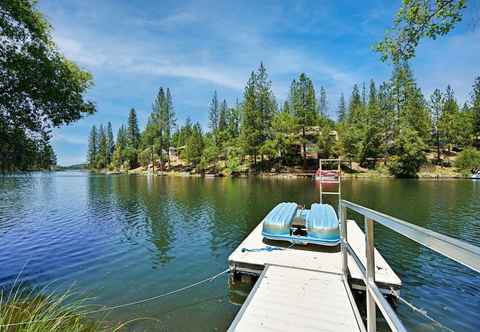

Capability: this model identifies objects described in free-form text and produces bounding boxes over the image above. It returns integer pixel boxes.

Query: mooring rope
[241,242,295,253]
[390,287,455,332]
[0,268,230,328]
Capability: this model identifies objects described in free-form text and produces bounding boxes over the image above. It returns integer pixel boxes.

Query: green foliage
[106,122,114,165]
[126,108,140,167]
[375,0,467,62]
[0,285,119,332]
[87,126,97,168]
[199,135,219,171]
[317,125,336,159]
[96,125,107,169]
[183,123,204,166]
[318,86,328,117]
[455,148,480,171]
[84,63,479,177]
[239,63,276,169]
[127,109,140,149]
[471,76,480,137]
[240,71,261,163]
[290,73,317,166]
[145,87,176,167]
[337,93,346,122]
[172,118,193,148]
[269,109,298,165]
[429,88,443,162]
[208,91,219,133]
[1,0,94,171]
[388,126,427,177]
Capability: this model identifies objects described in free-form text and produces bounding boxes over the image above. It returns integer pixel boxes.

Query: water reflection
[0,174,479,331]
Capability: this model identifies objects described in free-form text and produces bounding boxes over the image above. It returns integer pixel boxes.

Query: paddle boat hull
[262,203,340,246]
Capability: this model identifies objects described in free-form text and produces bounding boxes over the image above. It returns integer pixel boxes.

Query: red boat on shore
[315,169,339,182]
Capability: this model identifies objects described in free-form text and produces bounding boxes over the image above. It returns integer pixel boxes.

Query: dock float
[229,219,401,294]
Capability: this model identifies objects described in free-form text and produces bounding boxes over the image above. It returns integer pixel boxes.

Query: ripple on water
[0,175,479,331]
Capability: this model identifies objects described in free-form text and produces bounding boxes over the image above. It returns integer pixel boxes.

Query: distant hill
[56,163,87,170]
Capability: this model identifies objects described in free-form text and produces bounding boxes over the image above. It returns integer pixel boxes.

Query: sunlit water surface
[0,172,479,331]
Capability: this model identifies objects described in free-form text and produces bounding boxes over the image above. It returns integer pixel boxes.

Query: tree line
[87,62,480,177]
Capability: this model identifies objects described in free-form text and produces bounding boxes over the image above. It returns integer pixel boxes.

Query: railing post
[365,216,376,332]
[340,203,348,280]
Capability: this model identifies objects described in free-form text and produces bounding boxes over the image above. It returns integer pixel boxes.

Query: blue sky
[39,0,480,166]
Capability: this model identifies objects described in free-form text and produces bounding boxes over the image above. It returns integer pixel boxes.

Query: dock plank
[228,219,401,290]
[228,265,362,332]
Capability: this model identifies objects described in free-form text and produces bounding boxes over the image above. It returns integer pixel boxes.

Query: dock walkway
[228,265,363,332]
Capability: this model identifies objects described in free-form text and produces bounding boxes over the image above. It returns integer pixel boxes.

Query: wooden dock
[228,218,401,332]
[229,219,401,293]
[228,265,363,332]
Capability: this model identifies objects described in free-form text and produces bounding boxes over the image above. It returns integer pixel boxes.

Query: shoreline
[88,168,471,179]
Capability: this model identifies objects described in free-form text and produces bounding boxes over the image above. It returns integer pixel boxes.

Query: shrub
[388,127,427,178]
[455,148,480,171]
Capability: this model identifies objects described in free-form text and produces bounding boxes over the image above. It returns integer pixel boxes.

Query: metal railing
[339,199,480,332]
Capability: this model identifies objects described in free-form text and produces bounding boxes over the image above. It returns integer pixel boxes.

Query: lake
[0,173,479,331]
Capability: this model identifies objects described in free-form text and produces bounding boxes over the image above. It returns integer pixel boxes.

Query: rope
[0,268,230,328]
[241,243,295,253]
[390,287,455,332]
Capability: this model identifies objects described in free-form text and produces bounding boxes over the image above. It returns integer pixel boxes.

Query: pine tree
[390,63,430,142]
[240,71,261,168]
[126,108,140,167]
[290,73,316,168]
[127,108,140,149]
[255,62,276,149]
[318,86,328,117]
[165,88,175,142]
[106,122,114,165]
[338,93,346,122]
[112,125,126,169]
[429,89,443,162]
[150,87,175,169]
[209,91,219,133]
[470,77,480,138]
[378,82,395,163]
[184,123,204,166]
[439,85,461,151]
[87,125,97,168]
[219,99,228,132]
[226,100,241,139]
[97,124,107,168]
[361,82,367,108]
[348,84,363,124]
[360,80,382,167]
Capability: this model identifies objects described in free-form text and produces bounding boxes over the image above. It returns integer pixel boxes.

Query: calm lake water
[0,172,479,331]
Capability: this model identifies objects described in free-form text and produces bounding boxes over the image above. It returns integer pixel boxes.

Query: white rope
[0,268,230,328]
[390,287,455,332]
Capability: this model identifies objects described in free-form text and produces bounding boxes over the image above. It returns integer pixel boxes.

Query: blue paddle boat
[261,202,340,246]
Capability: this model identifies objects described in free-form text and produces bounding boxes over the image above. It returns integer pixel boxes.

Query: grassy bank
[0,287,122,332]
